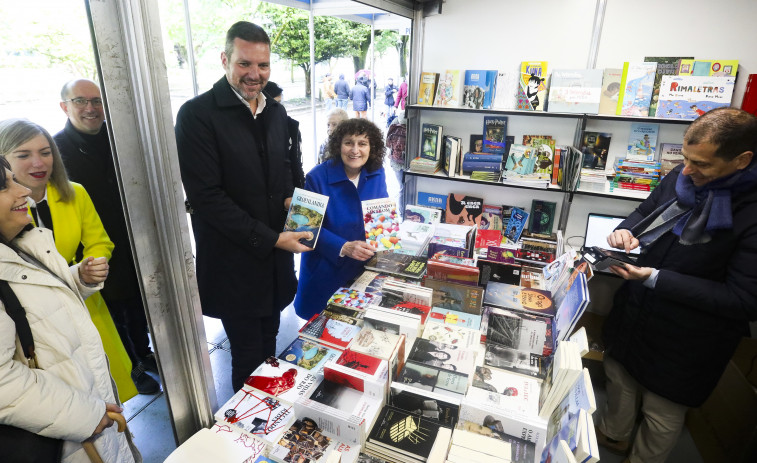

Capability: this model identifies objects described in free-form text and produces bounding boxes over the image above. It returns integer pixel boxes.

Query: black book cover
[389,386,459,428]
[368,405,443,460]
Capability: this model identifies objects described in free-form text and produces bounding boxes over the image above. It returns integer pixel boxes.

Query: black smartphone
[584,246,638,271]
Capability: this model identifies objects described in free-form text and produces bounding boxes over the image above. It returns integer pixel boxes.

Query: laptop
[584,213,641,255]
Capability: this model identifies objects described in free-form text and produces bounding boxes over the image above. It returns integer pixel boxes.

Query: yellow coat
[31,182,138,401]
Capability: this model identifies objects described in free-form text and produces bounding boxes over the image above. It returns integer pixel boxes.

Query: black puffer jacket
[603,164,757,407]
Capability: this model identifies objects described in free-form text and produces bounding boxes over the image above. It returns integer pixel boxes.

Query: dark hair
[325,119,386,172]
[684,107,757,161]
[528,74,543,85]
[264,81,283,99]
[225,21,270,60]
[0,156,32,246]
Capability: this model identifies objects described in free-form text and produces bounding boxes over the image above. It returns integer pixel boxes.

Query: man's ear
[221,51,228,69]
[59,101,68,115]
[735,151,754,170]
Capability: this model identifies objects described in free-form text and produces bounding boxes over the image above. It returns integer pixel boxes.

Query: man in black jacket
[55,78,160,394]
[597,108,757,463]
[175,21,312,391]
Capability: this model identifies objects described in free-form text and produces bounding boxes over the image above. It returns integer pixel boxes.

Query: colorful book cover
[504,206,529,243]
[626,122,659,161]
[269,419,332,463]
[404,204,442,224]
[280,338,341,374]
[482,116,508,154]
[616,62,657,116]
[644,56,693,116]
[692,60,713,76]
[299,313,362,350]
[283,187,328,248]
[328,287,379,310]
[417,72,439,106]
[433,69,462,107]
[579,131,612,170]
[243,356,321,404]
[420,123,443,161]
[427,307,481,330]
[546,69,603,114]
[708,59,739,77]
[656,76,735,120]
[529,200,556,236]
[215,388,295,445]
[493,70,519,110]
[462,70,498,109]
[445,194,483,227]
[479,203,503,231]
[517,61,548,111]
[362,198,401,251]
[677,59,695,75]
[503,144,536,176]
[598,68,623,115]
[417,191,447,211]
[553,273,590,342]
[484,281,556,318]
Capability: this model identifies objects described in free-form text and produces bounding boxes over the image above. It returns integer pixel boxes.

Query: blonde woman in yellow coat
[0,118,138,401]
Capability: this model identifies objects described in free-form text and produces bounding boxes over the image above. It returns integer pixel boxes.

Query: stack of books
[611,159,661,192]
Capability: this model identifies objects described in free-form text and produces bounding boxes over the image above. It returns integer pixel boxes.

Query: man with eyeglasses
[54,78,161,395]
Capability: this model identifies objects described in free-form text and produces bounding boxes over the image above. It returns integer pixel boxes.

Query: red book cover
[385,301,432,324]
[336,349,383,375]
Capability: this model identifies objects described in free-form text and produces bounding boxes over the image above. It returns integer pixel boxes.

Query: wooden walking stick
[82,411,127,463]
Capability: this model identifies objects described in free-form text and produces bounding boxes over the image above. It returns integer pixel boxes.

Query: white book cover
[493,70,519,110]
[547,69,603,114]
[215,388,296,446]
[655,75,735,120]
[243,357,321,405]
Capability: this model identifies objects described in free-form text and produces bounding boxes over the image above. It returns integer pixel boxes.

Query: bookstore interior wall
[410,0,756,247]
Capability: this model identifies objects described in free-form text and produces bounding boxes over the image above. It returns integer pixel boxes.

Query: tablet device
[583,246,638,271]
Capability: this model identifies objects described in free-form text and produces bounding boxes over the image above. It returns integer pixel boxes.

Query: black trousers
[221,311,281,392]
[106,296,152,364]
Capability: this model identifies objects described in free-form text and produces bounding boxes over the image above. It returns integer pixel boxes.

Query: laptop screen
[584,213,641,255]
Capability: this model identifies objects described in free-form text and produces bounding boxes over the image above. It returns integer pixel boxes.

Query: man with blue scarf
[595,108,757,463]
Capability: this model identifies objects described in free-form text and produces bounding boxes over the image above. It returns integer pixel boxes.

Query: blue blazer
[294,159,388,320]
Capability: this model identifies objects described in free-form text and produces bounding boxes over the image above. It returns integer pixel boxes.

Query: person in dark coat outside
[54,78,160,395]
[294,119,388,321]
[175,21,312,391]
[334,74,350,110]
[596,107,757,463]
[383,78,397,121]
[350,79,371,119]
[264,81,305,188]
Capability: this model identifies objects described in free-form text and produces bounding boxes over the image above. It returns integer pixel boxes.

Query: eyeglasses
[64,97,103,108]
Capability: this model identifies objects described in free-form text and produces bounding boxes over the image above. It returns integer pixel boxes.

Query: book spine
[462,161,502,173]
[464,153,504,163]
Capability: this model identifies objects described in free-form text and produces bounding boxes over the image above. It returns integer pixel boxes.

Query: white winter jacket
[0,228,140,463]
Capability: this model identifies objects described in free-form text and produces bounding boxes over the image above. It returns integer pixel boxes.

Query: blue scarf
[635,159,757,246]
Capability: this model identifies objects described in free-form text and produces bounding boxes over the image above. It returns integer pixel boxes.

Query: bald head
[60,79,105,135]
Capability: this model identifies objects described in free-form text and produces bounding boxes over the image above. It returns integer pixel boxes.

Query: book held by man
[284,187,329,248]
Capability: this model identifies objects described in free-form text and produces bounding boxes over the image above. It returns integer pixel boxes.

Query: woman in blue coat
[294,119,388,320]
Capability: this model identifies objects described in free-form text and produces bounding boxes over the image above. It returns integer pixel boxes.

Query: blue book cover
[553,272,589,342]
[417,191,448,210]
[462,160,502,173]
[284,187,329,248]
[463,152,504,163]
[279,338,341,374]
[626,122,659,161]
[482,116,508,154]
[463,70,498,109]
[505,207,529,243]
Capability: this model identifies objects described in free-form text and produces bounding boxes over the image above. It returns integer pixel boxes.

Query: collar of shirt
[229,82,267,118]
[28,190,49,208]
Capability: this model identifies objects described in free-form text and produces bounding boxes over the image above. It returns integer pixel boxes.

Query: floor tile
[202,315,227,346]
[208,346,235,407]
[127,394,176,463]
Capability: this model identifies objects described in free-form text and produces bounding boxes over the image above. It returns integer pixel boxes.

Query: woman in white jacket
[0,157,140,462]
